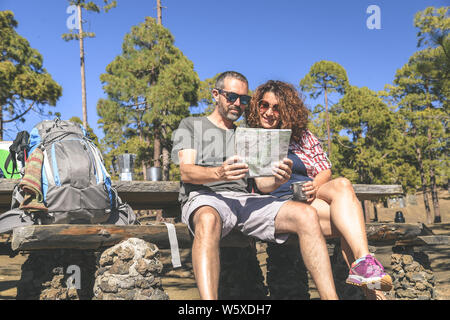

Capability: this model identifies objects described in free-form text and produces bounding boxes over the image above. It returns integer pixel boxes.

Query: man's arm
[254,158,293,194]
[179,149,249,184]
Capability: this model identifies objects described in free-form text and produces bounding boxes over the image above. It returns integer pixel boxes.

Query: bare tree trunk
[427,129,441,223]
[153,126,161,168]
[162,146,169,181]
[77,5,88,130]
[0,108,3,141]
[156,0,162,25]
[411,124,432,224]
[324,86,331,158]
[416,146,432,224]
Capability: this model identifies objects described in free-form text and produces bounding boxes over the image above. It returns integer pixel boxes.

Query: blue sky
[1,0,447,141]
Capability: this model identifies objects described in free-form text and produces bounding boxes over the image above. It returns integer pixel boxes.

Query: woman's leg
[311,198,388,300]
[314,177,370,260]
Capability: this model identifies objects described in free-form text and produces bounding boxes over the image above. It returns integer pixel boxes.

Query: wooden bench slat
[0,179,404,211]
[11,223,252,251]
[395,235,450,246]
[11,222,427,252]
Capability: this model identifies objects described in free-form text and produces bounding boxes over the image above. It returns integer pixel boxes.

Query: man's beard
[218,102,242,122]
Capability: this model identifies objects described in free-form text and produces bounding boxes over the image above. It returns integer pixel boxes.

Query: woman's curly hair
[245,80,309,143]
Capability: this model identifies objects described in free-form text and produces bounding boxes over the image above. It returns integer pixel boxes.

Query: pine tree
[300,60,349,158]
[62,0,117,130]
[331,85,398,185]
[98,17,199,181]
[0,11,62,140]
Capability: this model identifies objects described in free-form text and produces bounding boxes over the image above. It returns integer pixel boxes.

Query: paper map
[235,128,292,177]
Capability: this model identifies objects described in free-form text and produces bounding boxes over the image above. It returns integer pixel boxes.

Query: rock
[415,282,427,291]
[405,261,420,273]
[93,238,168,300]
[110,260,132,275]
[397,288,417,299]
[411,272,427,282]
[402,255,414,266]
[118,247,135,261]
[391,254,402,265]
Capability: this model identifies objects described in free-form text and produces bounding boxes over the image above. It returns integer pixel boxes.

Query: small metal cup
[290,181,308,202]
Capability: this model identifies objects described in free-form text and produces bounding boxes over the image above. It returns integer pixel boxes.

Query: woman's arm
[254,158,293,194]
[302,169,332,202]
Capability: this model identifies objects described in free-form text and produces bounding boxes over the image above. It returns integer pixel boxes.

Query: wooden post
[363,200,373,222]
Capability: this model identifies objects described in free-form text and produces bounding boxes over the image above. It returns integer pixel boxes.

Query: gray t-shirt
[171,116,248,206]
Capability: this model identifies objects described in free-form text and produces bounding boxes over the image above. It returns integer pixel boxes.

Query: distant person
[245,80,393,298]
[171,71,339,300]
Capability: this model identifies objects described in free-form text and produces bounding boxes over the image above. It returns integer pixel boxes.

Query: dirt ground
[0,189,448,300]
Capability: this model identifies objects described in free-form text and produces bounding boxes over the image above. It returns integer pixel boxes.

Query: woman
[246,80,392,299]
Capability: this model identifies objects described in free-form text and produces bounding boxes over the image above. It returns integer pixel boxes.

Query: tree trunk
[138,126,147,181]
[162,146,169,181]
[324,86,331,158]
[0,108,3,141]
[411,124,432,224]
[416,146,432,224]
[153,126,161,168]
[427,128,441,223]
[77,5,88,130]
[156,0,162,25]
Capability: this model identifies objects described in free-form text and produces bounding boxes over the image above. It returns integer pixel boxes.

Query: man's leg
[190,206,222,300]
[274,200,339,300]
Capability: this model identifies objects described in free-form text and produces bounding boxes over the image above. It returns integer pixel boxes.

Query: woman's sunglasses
[258,100,280,115]
[215,88,251,105]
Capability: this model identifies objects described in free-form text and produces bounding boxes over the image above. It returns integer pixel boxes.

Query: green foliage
[331,86,399,185]
[69,116,100,146]
[97,17,199,180]
[62,0,117,41]
[197,73,220,115]
[299,60,349,99]
[0,11,62,138]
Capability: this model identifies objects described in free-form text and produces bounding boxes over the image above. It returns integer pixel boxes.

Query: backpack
[3,131,29,179]
[0,118,137,233]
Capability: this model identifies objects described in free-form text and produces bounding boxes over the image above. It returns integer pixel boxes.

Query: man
[171,71,338,300]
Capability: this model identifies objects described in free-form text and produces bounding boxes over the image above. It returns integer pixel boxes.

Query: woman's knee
[334,177,353,191]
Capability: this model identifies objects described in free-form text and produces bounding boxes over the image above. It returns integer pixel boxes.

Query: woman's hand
[302,180,318,203]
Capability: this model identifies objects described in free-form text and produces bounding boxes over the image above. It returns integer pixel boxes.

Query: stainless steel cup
[290,181,308,202]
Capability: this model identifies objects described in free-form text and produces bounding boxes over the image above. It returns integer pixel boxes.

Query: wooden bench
[1,179,448,300]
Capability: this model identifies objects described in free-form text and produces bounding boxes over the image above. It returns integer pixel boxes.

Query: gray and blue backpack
[0,118,136,233]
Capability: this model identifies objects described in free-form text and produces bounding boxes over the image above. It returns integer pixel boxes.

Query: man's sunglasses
[258,100,280,115]
[215,89,251,105]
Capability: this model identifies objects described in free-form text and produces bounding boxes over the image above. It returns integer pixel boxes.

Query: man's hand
[214,155,249,181]
[272,158,293,185]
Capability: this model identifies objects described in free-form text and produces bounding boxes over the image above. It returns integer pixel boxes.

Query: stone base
[219,245,268,299]
[391,246,436,300]
[16,238,169,300]
[266,242,310,300]
[17,249,97,300]
[93,238,169,300]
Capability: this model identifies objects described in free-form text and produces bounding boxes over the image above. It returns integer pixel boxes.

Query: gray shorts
[181,190,289,244]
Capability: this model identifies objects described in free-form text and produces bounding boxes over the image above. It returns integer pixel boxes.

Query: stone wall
[17,249,97,300]
[391,246,436,300]
[265,242,310,300]
[16,238,169,300]
[93,238,169,300]
[218,245,268,299]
